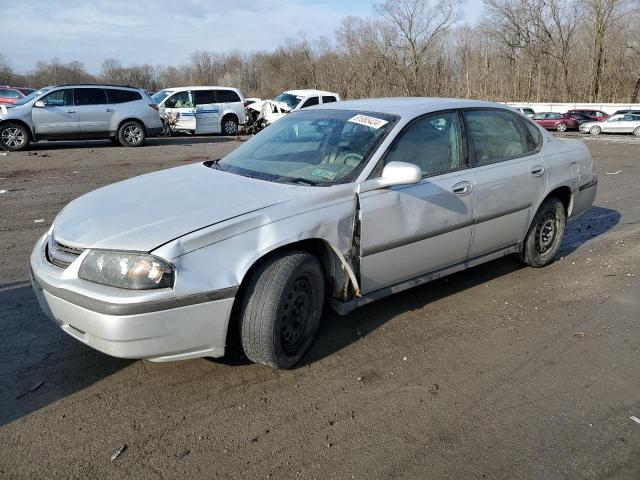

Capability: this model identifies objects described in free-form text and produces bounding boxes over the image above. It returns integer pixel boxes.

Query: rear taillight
[149,103,159,111]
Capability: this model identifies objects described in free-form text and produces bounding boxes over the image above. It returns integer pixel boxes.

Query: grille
[46,236,85,269]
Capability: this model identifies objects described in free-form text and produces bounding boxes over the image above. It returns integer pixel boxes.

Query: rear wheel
[590,126,601,135]
[117,121,146,147]
[0,123,30,151]
[633,127,640,137]
[519,197,566,268]
[239,251,324,369]
[556,123,567,132]
[221,116,238,135]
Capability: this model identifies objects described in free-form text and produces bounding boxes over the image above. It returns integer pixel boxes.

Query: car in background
[579,113,640,136]
[272,89,341,112]
[30,98,597,369]
[0,86,36,105]
[567,109,609,121]
[565,111,595,127]
[612,109,640,116]
[152,86,246,135]
[533,112,578,132]
[513,107,536,118]
[0,84,163,151]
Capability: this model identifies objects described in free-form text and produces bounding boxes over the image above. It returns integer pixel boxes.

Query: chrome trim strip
[579,177,598,192]
[31,268,238,316]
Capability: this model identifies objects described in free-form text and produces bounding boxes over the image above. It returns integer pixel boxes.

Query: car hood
[52,163,306,252]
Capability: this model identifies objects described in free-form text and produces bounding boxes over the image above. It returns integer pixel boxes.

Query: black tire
[240,251,324,369]
[0,122,30,151]
[519,197,566,268]
[633,127,640,137]
[221,115,239,136]
[117,121,146,147]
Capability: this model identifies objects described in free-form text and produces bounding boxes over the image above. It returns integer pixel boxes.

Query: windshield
[14,87,50,106]
[274,92,303,110]
[152,89,173,105]
[216,109,399,186]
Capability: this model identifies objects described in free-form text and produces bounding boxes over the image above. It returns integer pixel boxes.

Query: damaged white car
[30,98,597,369]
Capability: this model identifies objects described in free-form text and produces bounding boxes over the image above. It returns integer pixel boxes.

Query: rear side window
[300,97,319,109]
[464,110,532,165]
[107,89,142,103]
[75,88,108,105]
[216,90,241,103]
[322,96,337,104]
[42,89,74,106]
[194,90,217,105]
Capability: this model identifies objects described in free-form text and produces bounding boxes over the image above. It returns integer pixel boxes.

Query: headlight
[79,250,175,290]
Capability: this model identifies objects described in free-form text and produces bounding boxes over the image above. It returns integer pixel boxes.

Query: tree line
[1,0,638,103]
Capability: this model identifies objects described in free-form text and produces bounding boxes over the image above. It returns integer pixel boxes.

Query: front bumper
[30,234,237,362]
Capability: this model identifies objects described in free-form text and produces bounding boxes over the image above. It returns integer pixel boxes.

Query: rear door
[31,88,78,136]
[358,110,475,292]
[74,88,114,134]
[164,90,196,131]
[216,89,245,124]
[463,109,547,257]
[194,89,220,134]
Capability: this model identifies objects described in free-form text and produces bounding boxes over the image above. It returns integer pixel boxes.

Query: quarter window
[74,88,108,105]
[194,90,217,105]
[463,110,531,165]
[383,111,463,177]
[322,96,337,104]
[107,89,142,103]
[42,89,73,107]
[521,118,542,149]
[300,97,319,109]
[216,90,241,103]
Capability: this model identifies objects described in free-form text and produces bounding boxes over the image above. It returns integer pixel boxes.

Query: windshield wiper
[287,178,318,186]
[205,158,224,171]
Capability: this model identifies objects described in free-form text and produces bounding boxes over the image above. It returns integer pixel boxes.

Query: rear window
[216,90,241,103]
[194,90,217,105]
[107,89,142,103]
[75,88,108,105]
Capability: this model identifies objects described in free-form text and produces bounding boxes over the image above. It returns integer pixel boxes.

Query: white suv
[152,86,246,135]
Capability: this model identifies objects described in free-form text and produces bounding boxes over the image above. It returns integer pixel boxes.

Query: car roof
[51,83,142,90]
[285,89,338,97]
[312,97,518,117]
[164,86,241,92]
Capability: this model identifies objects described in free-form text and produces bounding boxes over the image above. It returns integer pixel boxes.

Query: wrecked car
[30,98,597,369]
[245,89,340,134]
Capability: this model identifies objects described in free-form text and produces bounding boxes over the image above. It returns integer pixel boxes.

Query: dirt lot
[1,133,639,479]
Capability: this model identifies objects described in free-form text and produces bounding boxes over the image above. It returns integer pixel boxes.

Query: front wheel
[590,126,601,135]
[556,123,567,132]
[0,123,30,151]
[519,197,566,268]
[117,121,146,147]
[239,251,324,369]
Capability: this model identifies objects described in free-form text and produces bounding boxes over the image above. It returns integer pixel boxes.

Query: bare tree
[0,53,13,84]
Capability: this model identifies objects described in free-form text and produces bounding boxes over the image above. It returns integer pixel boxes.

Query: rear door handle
[530,166,545,177]
[452,181,472,195]
[67,110,76,114]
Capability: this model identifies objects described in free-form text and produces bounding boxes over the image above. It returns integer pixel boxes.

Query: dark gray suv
[0,84,163,151]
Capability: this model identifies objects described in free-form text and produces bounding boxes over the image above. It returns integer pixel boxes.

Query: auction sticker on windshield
[348,114,388,129]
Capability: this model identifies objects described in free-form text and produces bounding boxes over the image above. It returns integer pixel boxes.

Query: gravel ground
[0,132,639,479]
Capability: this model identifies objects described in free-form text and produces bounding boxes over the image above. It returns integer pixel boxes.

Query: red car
[0,86,35,105]
[533,112,578,132]
[567,109,609,122]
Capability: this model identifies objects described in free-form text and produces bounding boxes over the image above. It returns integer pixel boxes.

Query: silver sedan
[579,113,640,136]
[30,98,597,368]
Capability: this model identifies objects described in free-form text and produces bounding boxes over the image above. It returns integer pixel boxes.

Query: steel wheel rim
[123,125,142,144]
[280,275,312,354]
[536,211,557,253]
[1,127,25,148]
[223,120,237,135]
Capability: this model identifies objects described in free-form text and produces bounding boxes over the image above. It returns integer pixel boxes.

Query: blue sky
[1,0,485,74]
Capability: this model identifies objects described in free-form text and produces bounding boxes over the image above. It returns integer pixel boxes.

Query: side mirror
[360,161,422,192]
[34,100,46,108]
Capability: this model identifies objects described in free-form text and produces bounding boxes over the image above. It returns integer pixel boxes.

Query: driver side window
[42,89,73,107]
[383,112,464,177]
[165,91,193,108]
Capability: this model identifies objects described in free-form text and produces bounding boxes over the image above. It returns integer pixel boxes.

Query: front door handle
[452,181,472,196]
[67,110,76,114]
[106,108,114,112]
[530,166,545,177]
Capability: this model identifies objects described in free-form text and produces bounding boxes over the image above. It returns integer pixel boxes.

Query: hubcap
[223,120,237,135]
[536,212,557,253]
[1,127,25,148]
[123,125,142,144]
[557,124,566,132]
[280,276,312,354]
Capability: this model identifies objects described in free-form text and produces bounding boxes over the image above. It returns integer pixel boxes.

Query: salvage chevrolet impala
[30,98,598,369]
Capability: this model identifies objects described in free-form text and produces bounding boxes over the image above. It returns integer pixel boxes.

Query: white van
[152,86,246,135]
